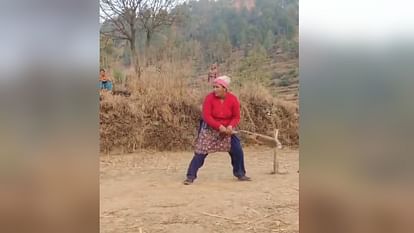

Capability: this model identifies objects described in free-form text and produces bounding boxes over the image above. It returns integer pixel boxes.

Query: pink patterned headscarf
[213,75,231,89]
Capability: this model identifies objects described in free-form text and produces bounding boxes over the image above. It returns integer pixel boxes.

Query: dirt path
[100,147,299,233]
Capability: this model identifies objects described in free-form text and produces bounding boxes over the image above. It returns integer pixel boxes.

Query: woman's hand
[226,125,233,135]
[219,125,227,134]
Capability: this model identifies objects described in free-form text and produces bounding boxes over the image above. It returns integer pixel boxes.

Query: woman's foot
[237,176,251,181]
[183,178,194,185]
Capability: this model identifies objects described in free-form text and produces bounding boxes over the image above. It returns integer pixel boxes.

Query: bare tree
[100,0,183,71]
[100,0,142,74]
[138,0,182,49]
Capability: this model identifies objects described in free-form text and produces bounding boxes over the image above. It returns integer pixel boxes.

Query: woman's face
[100,70,105,76]
[213,84,226,98]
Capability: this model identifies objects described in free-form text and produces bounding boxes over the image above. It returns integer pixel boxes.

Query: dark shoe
[183,178,194,185]
[237,176,251,181]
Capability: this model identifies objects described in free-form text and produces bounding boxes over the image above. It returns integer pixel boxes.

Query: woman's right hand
[219,125,227,134]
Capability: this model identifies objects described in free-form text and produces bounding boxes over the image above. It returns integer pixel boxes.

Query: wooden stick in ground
[272,130,279,174]
[273,129,287,174]
[235,129,285,174]
[274,129,283,149]
[273,130,277,174]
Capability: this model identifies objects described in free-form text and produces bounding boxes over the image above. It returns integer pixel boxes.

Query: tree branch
[100,30,130,40]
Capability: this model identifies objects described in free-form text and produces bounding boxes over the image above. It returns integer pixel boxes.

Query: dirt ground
[100,147,299,233]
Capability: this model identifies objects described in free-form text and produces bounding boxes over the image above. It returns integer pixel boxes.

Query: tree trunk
[129,36,140,78]
[145,30,152,66]
[146,30,151,48]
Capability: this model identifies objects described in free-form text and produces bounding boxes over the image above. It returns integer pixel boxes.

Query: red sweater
[202,92,241,130]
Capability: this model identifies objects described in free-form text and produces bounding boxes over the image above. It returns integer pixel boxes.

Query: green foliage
[100,0,298,72]
[178,0,298,66]
[279,77,290,87]
[235,44,272,86]
[112,69,124,83]
[263,30,275,51]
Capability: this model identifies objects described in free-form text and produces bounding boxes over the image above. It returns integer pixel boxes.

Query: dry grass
[237,81,299,146]
[100,62,298,153]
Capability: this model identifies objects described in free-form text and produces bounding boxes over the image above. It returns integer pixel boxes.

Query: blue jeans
[100,81,112,90]
[186,134,247,180]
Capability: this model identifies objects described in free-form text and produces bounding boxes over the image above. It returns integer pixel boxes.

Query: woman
[99,68,112,91]
[184,75,251,185]
[207,63,219,83]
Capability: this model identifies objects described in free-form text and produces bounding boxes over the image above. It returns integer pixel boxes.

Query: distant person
[184,75,251,185]
[207,63,219,83]
[99,68,113,91]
